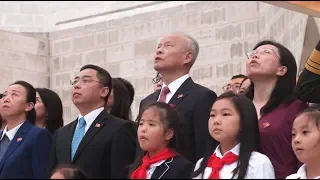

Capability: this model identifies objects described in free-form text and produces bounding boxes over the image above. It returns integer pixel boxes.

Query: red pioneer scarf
[207,152,238,179]
[130,148,178,179]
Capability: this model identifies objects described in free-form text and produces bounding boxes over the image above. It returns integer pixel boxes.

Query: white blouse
[286,164,320,179]
[146,160,165,179]
[193,144,275,179]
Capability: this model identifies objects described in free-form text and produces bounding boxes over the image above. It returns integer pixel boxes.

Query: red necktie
[158,86,170,103]
[207,152,238,179]
[130,148,178,179]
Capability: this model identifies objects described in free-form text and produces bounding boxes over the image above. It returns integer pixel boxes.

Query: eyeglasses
[152,72,163,84]
[222,84,241,92]
[70,77,104,86]
[246,48,279,59]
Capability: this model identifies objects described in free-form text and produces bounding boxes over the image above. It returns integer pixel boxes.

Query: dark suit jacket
[0,120,52,179]
[150,156,194,179]
[138,77,218,163]
[48,110,136,179]
[296,40,320,103]
[296,69,320,103]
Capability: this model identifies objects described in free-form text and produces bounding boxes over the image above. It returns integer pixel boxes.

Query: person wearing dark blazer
[138,33,218,163]
[148,156,194,179]
[48,64,136,179]
[296,40,320,103]
[0,81,52,179]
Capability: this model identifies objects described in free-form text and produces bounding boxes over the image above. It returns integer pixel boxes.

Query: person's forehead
[256,44,278,52]
[78,69,97,77]
[230,78,244,84]
[158,34,184,43]
[8,84,25,93]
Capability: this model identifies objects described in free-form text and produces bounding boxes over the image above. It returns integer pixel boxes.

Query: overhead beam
[262,1,320,17]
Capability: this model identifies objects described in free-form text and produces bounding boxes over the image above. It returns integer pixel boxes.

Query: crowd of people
[0,32,319,179]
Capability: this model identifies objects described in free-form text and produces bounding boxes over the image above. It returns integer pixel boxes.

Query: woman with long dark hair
[245,40,308,178]
[192,92,274,179]
[105,78,132,120]
[35,88,64,134]
[0,81,52,178]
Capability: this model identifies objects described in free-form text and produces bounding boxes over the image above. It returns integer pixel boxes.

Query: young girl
[192,92,275,179]
[287,108,320,179]
[129,102,194,179]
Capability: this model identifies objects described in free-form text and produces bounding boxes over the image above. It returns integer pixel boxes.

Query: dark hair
[8,81,36,124]
[36,88,64,134]
[239,77,252,96]
[246,40,297,115]
[128,102,189,178]
[296,107,320,127]
[231,74,247,80]
[109,78,132,120]
[115,77,135,106]
[51,164,88,179]
[80,64,113,103]
[192,92,260,179]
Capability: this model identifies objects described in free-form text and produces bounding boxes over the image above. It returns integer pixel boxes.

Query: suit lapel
[0,120,32,170]
[72,110,108,162]
[66,120,77,162]
[168,77,194,107]
[151,158,174,179]
[151,89,160,102]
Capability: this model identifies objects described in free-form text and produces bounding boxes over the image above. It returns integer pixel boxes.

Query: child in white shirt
[286,108,320,179]
[192,92,275,179]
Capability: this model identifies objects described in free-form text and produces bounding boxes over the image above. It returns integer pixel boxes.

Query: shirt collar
[214,143,240,158]
[77,107,104,127]
[295,164,320,179]
[0,122,24,141]
[161,74,189,95]
[150,160,166,168]
[296,164,307,179]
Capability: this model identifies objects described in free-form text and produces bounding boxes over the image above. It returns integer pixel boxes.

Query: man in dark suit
[48,64,136,178]
[296,40,320,103]
[138,34,218,163]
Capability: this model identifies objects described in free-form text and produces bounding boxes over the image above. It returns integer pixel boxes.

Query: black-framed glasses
[152,72,163,84]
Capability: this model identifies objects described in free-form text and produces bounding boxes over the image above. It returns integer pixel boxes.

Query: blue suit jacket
[0,120,52,179]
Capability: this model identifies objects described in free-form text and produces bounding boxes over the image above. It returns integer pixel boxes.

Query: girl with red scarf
[129,102,193,179]
[192,92,275,179]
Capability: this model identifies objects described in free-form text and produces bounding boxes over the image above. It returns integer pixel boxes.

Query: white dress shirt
[157,74,190,103]
[193,144,275,179]
[77,107,104,134]
[146,160,166,179]
[0,122,24,141]
[286,164,320,179]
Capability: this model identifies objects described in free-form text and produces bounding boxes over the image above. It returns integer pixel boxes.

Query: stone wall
[0,30,49,92]
[0,1,49,32]
[48,1,310,124]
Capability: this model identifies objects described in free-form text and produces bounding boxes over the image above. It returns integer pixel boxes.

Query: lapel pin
[17,137,22,142]
[262,122,270,128]
[177,94,183,99]
[95,123,101,128]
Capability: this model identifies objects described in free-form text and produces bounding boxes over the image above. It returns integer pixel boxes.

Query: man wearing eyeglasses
[296,40,320,103]
[223,74,247,94]
[48,64,136,178]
